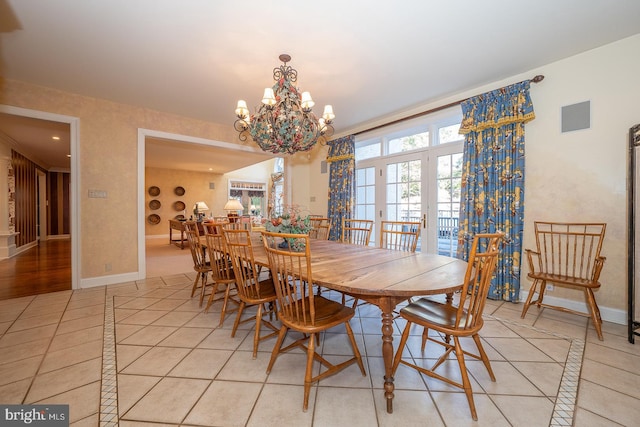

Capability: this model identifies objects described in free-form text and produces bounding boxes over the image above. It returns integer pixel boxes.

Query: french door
[355,143,462,254]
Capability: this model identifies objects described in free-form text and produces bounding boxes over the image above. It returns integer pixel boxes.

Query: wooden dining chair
[185,228,212,306]
[309,217,331,240]
[521,221,607,340]
[203,223,240,326]
[183,220,200,235]
[379,220,421,252]
[223,228,279,359]
[261,231,366,411]
[341,218,373,246]
[392,232,503,421]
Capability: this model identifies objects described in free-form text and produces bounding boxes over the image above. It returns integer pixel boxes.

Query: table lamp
[224,199,244,222]
[193,201,209,220]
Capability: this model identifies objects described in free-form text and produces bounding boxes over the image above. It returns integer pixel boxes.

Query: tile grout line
[487,315,583,426]
[99,294,118,426]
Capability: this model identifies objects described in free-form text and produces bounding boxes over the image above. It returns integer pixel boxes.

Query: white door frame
[0,104,80,289]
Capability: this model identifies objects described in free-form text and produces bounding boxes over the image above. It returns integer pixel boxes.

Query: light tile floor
[1,271,640,426]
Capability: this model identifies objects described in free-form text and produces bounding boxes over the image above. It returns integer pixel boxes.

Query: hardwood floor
[0,239,71,300]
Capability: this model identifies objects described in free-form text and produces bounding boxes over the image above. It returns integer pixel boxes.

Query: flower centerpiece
[265,205,312,250]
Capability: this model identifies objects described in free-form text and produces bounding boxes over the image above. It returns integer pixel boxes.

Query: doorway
[138,128,273,279]
[355,142,462,254]
[0,105,79,293]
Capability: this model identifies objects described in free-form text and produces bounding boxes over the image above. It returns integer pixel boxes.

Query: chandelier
[234,54,335,155]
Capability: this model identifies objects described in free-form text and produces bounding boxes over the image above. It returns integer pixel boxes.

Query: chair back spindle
[309,217,331,240]
[341,218,374,246]
[380,220,421,252]
[535,222,605,281]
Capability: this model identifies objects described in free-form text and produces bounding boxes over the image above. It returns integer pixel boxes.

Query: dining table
[245,233,468,413]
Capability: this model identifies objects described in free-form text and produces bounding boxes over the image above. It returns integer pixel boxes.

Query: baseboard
[15,241,37,255]
[79,271,142,289]
[146,234,170,240]
[519,289,626,325]
[47,234,71,240]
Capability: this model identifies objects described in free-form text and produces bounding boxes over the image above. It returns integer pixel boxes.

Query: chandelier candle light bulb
[235,100,249,118]
[234,54,335,154]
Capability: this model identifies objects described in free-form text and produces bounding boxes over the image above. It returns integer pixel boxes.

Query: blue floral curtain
[326,135,355,240]
[457,81,535,301]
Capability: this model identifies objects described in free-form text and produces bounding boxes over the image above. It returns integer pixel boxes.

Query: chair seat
[400,298,477,335]
[244,278,277,302]
[528,272,600,289]
[280,296,356,332]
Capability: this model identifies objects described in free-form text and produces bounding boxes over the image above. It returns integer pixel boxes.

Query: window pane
[387,163,397,181]
[365,166,375,183]
[356,142,381,160]
[365,185,375,203]
[387,184,397,203]
[452,153,463,178]
[365,204,375,220]
[438,124,462,144]
[388,131,429,154]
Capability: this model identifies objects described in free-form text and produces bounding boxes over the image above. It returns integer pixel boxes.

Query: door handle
[422,214,426,229]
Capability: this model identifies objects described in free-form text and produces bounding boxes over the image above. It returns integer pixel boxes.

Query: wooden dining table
[246,234,468,413]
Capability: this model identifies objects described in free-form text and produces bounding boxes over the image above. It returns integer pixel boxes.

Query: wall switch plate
[88,190,107,198]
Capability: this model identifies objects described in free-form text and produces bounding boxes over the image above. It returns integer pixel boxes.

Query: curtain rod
[353,75,545,136]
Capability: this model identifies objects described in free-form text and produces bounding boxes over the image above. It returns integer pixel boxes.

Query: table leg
[379,297,398,414]
[444,292,454,344]
[382,310,394,413]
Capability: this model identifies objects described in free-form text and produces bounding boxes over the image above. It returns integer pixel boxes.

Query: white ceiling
[1,0,639,171]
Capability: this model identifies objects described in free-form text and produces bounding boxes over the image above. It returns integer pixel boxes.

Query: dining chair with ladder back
[202,223,240,326]
[379,220,421,252]
[341,218,374,246]
[262,231,367,411]
[223,228,279,359]
[185,228,212,306]
[392,232,503,421]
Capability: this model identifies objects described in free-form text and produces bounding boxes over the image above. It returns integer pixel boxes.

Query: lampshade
[193,201,209,211]
[233,54,335,155]
[224,199,244,211]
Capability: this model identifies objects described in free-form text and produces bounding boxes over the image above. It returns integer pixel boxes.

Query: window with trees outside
[355,107,463,255]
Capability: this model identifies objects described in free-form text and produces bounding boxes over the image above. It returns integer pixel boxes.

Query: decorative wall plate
[174,201,186,211]
[174,186,185,196]
[148,186,160,196]
[147,214,161,225]
[149,199,161,210]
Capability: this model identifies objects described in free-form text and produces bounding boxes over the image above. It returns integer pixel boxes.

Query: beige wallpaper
[1,77,240,279]
[144,167,224,236]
